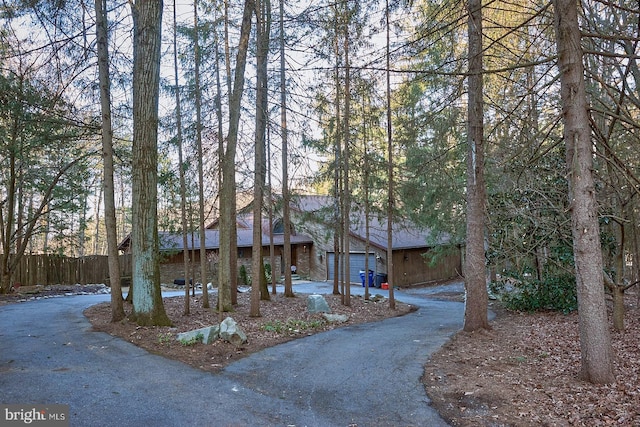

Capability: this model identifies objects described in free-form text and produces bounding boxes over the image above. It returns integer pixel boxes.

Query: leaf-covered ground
[423,293,640,426]
[84,289,414,374]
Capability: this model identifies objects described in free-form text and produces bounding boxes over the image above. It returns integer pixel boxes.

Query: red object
[381,283,389,290]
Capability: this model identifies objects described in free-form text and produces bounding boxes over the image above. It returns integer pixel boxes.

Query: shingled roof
[118,194,447,252]
[156,229,313,252]
[289,194,449,250]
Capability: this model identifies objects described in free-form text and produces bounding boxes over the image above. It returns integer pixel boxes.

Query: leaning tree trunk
[553,0,614,384]
[95,0,124,322]
[219,0,253,314]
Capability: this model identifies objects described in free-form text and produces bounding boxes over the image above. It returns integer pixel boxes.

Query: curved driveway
[0,282,464,426]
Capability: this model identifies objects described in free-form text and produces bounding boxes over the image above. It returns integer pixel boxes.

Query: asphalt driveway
[0,282,464,426]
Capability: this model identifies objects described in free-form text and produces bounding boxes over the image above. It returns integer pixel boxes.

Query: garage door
[327,252,377,283]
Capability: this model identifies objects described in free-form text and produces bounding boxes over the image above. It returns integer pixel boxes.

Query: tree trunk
[95,0,124,321]
[611,216,625,332]
[130,0,171,327]
[275,0,284,297]
[190,228,196,297]
[213,8,225,300]
[603,272,625,331]
[632,208,640,306]
[250,230,262,316]
[612,285,624,332]
[553,0,614,384]
[193,0,209,309]
[342,9,351,307]
[259,253,270,300]
[363,96,371,301]
[172,0,190,315]
[93,181,102,255]
[251,0,270,315]
[0,91,20,294]
[385,0,395,309]
[219,0,253,313]
[463,0,489,331]
[281,0,294,299]
[332,226,340,295]
[332,0,342,298]
[268,139,277,295]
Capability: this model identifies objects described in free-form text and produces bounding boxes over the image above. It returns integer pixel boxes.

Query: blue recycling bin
[359,270,374,287]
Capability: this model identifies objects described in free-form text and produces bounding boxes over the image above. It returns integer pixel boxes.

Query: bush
[261,318,325,335]
[239,265,249,286]
[492,274,577,313]
[264,263,272,283]
[179,332,203,346]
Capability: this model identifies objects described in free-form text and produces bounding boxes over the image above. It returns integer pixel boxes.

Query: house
[288,195,462,287]
[118,194,461,287]
[117,206,315,284]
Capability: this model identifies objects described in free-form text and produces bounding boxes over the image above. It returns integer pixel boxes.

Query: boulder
[370,294,386,303]
[219,317,247,345]
[307,294,331,313]
[176,325,220,345]
[322,313,348,323]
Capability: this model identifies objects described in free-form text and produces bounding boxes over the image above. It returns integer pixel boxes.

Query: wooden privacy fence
[7,254,132,287]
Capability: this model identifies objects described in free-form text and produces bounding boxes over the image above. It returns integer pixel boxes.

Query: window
[273,218,295,235]
[273,218,284,234]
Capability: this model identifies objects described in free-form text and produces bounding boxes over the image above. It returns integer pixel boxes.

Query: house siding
[158,246,297,286]
[391,247,462,287]
[296,214,461,287]
[154,237,460,288]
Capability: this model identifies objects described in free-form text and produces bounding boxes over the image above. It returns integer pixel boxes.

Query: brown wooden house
[286,195,462,287]
[117,210,314,285]
[118,194,461,287]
